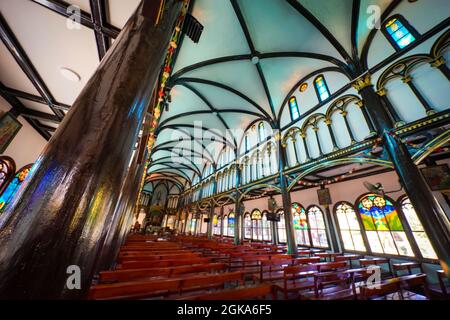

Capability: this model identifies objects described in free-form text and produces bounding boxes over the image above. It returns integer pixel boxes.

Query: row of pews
[88,235,450,300]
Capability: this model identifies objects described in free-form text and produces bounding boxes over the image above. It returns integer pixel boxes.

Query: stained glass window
[400,197,438,260]
[0,164,32,213]
[0,157,15,193]
[307,206,329,248]
[189,217,197,233]
[289,96,300,121]
[292,202,310,246]
[357,194,414,256]
[251,209,262,241]
[262,212,272,242]
[244,135,249,153]
[244,213,252,239]
[213,214,221,235]
[258,122,265,143]
[223,215,228,236]
[335,202,366,252]
[228,212,235,237]
[384,16,416,50]
[277,210,287,243]
[314,75,330,102]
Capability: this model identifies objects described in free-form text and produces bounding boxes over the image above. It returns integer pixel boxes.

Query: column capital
[402,75,412,83]
[430,56,445,68]
[351,73,372,92]
[325,119,332,125]
[376,88,387,96]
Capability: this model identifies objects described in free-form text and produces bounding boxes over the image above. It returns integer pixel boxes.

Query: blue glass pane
[320,92,330,101]
[391,26,408,41]
[397,33,415,48]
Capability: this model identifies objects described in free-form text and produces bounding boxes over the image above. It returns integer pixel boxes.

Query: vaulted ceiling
[149,0,406,188]
[1,0,447,194]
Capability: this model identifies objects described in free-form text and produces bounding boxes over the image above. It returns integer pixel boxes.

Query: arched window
[289,96,300,121]
[258,122,265,143]
[0,156,15,194]
[292,202,310,246]
[399,197,437,260]
[314,75,330,102]
[251,209,262,241]
[334,202,366,252]
[223,215,228,236]
[357,194,414,256]
[244,135,249,153]
[189,215,197,234]
[213,214,220,235]
[307,206,328,248]
[262,211,272,242]
[0,164,32,213]
[244,213,252,239]
[228,212,235,237]
[383,15,418,50]
[277,210,287,243]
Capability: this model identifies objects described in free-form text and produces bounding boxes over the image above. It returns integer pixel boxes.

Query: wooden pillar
[0,0,183,299]
[277,138,297,254]
[354,74,450,277]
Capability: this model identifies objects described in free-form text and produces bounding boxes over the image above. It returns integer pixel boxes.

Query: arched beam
[360,0,402,70]
[285,0,355,69]
[173,77,272,121]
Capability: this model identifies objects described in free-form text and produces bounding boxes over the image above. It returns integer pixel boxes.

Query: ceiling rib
[173,78,272,121]
[31,0,120,38]
[0,85,70,111]
[285,0,355,71]
[230,0,277,122]
[89,0,110,61]
[0,13,65,120]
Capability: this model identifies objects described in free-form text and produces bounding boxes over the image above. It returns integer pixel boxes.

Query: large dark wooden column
[354,74,450,277]
[277,139,297,254]
[0,0,183,299]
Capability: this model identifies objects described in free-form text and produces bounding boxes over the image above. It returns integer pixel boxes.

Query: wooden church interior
[0,0,449,300]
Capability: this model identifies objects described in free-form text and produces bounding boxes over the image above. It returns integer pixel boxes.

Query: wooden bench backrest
[179,284,279,300]
[359,281,402,300]
[99,263,227,283]
[294,257,320,265]
[119,257,212,269]
[317,261,347,272]
[359,258,389,267]
[119,252,201,262]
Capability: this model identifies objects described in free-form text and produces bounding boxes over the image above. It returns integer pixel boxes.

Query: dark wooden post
[354,74,450,277]
[277,138,297,254]
[0,0,183,299]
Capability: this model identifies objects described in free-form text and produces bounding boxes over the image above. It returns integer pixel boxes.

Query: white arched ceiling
[1,0,444,191]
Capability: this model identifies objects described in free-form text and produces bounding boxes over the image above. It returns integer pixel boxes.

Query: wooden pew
[392,262,423,277]
[359,258,392,277]
[281,265,317,299]
[89,271,246,300]
[99,263,227,283]
[119,252,202,263]
[118,257,212,269]
[178,284,281,300]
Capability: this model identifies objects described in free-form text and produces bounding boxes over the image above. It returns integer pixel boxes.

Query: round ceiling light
[60,67,81,82]
[251,56,260,65]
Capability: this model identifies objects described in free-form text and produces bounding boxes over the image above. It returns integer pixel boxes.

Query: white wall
[0,96,47,170]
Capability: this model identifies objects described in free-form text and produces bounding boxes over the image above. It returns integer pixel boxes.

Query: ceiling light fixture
[60,67,81,82]
[251,56,260,65]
